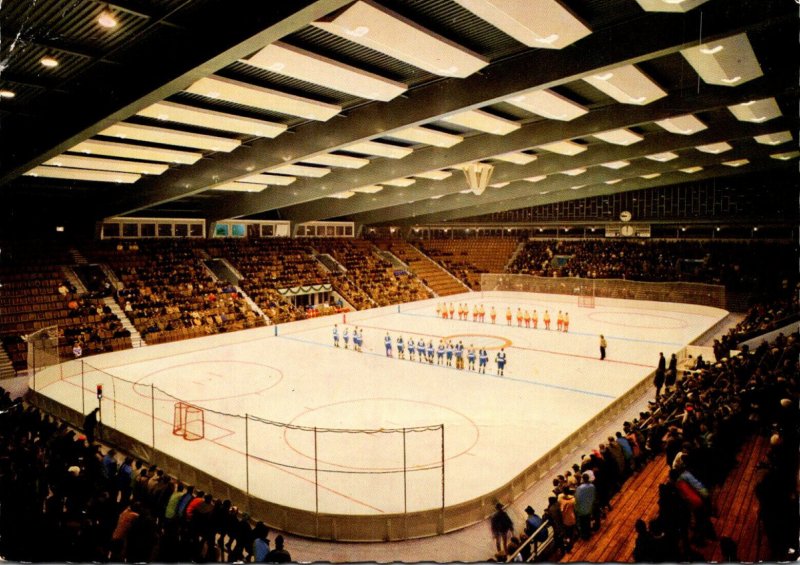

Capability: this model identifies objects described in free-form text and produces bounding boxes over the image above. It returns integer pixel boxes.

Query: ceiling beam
[0,0,354,186]
[100,0,793,220]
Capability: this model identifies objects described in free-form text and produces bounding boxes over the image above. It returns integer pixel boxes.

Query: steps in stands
[103,297,146,347]
[504,240,525,271]
[68,247,89,265]
[234,285,271,324]
[400,242,470,296]
[314,253,346,274]
[203,258,241,285]
[61,266,88,294]
[0,345,16,380]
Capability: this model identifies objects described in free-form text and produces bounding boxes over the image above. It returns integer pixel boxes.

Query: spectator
[265,534,292,563]
[490,502,514,556]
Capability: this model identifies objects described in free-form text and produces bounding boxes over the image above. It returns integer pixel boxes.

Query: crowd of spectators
[0,393,292,562]
[507,239,796,293]
[499,330,799,562]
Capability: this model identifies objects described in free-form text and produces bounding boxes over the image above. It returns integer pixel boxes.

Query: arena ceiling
[0,0,797,229]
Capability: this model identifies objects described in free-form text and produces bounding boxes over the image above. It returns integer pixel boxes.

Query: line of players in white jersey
[330,324,507,375]
[437,302,570,332]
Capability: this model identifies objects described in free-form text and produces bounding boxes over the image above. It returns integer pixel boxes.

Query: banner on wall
[278,284,332,296]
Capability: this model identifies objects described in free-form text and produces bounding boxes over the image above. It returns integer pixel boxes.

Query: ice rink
[33,291,727,517]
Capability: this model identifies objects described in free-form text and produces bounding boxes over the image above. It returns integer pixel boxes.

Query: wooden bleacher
[374,240,467,296]
[416,237,519,289]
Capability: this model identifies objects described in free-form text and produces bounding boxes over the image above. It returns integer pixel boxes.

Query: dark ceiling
[0,0,797,232]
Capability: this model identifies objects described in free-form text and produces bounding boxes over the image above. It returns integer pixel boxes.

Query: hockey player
[333,324,340,347]
[506,307,513,326]
[472,304,479,322]
[436,303,442,318]
[563,312,570,332]
[490,306,497,324]
[408,337,415,361]
[496,348,507,376]
[557,311,563,331]
[467,345,476,371]
[479,304,486,322]
[384,333,393,357]
[532,309,538,329]
[426,340,434,364]
[449,302,455,320]
[524,309,531,328]
[543,310,551,330]
[445,341,453,367]
[437,341,445,365]
[343,327,350,349]
[417,338,426,362]
[478,348,489,374]
[397,335,405,359]
[354,328,362,352]
[457,303,464,321]
[516,308,523,327]
[455,341,464,369]
[442,302,448,319]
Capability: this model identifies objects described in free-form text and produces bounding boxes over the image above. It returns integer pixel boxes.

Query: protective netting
[480,274,726,308]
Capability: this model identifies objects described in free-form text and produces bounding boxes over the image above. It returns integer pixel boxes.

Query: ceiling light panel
[24,166,140,183]
[646,151,679,162]
[454,0,591,49]
[312,0,489,78]
[244,41,407,102]
[561,168,587,176]
[634,0,711,12]
[641,172,661,179]
[771,151,800,161]
[388,126,463,148]
[537,139,587,156]
[728,98,782,123]
[303,153,370,169]
[695,142,732,154]
[240,174,296,186]
[415,170,452,180]
[70,140,202,164]
[601,160,630,169]
[44,155,169,175]
[493,151,537,165]
[352,185,383,193]
[384,178,416,187]
[440,109,520,135]
[490,181,510,188]
[344,140,413,159]
[138,101,287,138]
[525,175,547,182]
[185,76,341,121]
[101,123,240,152]
[592,128,643,146]
[583,65,667,105]
[268,164,331,177]
[754,131,793,146]
[722,159,749,167]
[213,182,269,192]
[681,33,763,87]
[655,114,707,135]
[329,191,356,199]
[680,166,703,173]
[505,88,588,121]
[605,179,622,184]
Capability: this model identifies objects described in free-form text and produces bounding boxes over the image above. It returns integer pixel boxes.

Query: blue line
[277,334,616,400]
[397,310,684,347]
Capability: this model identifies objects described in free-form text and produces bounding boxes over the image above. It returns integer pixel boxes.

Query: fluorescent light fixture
[0,90,15,98]
[352,185,383,194]
[537,139,587,156]
[681,33,763,87]
[24,166,140,183]
[605,179,622,184]
[213,182,269,193]
[414,170,452,180]
[101,123,241,152]
[43,155,169,175]
[344,140,413,159]
[490,181,510,188]
[601,160,630,169]
[728,98,781,123]
[303,153,370,169]
[453,0,591,49]
[186,76,341,121]
[645,151,679,162]
[98,11,118,28]
[268,164,331,177]
[441,109,520,135]
[592,128,643,146]
[655,114,707,135]
[138,101,287,138]
[583,64,667,105]
[561,168,587,176]
[69,139,202,164]
[430,194,444,199]
[313,0,489,78]
[239,173,296,186]
[493,151,537,165]
[771,151,800,161]
[384,178,416,187]
[640,172,661,179]
[40,56,59,68]
[680,166,703,173]
[388,126,463,148]
[695,142,732,154]
[570,185,585,190]
[634,0,711,12]
[525,175,547,183]
[328,191,356,199]
[722,159,749,167]
[506,88,588,121]
[754,131,793,146]
[244,41,407,101]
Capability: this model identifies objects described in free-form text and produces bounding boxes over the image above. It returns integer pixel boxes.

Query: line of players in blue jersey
[331,324,507,375]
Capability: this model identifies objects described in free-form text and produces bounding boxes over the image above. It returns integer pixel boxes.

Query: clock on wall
[619,211,632,222]
[620,225,635,236]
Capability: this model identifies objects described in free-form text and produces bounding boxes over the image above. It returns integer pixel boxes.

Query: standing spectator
[654,363,665,400]
[251,521,270,562]
[558,489,577,550]
[265,534,292,563]
[574,473,596,539]
[490,502,514,556]
[633,519,654,562]
[543,495,565,556]
[83,408,100,445]
[665,353,678,392]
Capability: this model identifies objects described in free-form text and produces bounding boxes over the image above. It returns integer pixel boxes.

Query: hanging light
[461,162,494,196]
[98,10,118,28]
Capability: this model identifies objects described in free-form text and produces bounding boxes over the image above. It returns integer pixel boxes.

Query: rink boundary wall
[27,291,726,542]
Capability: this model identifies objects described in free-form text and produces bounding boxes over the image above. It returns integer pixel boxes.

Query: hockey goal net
[173,402,204,441]
[578,294,596,308]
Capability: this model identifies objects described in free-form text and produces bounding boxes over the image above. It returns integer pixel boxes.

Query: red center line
[53,375,386,513]
[353,323,654,369]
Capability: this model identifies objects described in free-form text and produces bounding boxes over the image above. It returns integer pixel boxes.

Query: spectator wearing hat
[490,502,514,555]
